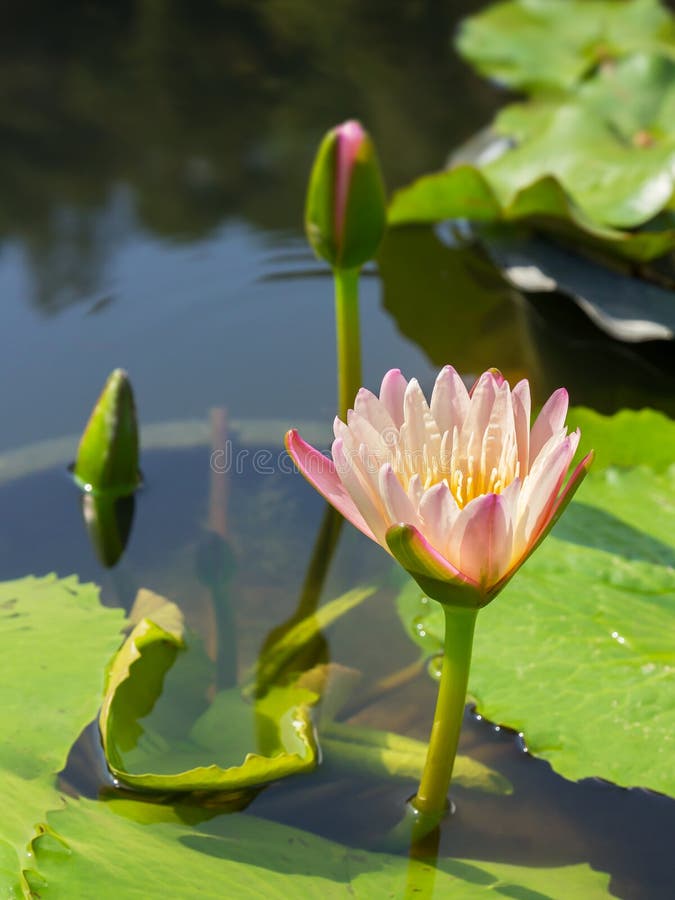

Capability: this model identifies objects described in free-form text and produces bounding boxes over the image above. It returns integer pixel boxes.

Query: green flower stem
[413,604,478,818]
[334,266,362,420]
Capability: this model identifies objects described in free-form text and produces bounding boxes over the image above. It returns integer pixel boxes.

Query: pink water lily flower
[286,367,593,607]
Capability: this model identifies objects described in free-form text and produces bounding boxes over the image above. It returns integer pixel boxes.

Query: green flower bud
[73,369,141,497]
[305,120,386,270]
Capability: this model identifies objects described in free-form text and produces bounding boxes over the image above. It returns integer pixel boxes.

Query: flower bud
[305,120,386,270]
[74,369,141,497]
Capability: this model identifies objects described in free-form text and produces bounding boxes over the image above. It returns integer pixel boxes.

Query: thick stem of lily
[334,266,362,420]
[413,604,478,818]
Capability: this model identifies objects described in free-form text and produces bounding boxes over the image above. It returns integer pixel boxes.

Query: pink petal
[407,473,424,509]
[458,371,499,460]
[333,415,348,441]
[354,386,397,437]
[418,481,460,556]
[346,408,393,463]
[285,430,376,541]
[334,416,387,484]
[490,450,593,598]
[379,369,407,429]
[530,388,569,468]
[514,430,579,556]
[379,464,418,526]
[511,379,531,475]
[356,440,385,502]
[334,120,364,251]
[499,476,522,517]
[430,365,470,437]
[468,368,504,396]
[539,449,594,541]
[332,438,387,544]
[402,378,438,456]
[453,493,514,588]
[385,523,479,591]
[481,380,516,483]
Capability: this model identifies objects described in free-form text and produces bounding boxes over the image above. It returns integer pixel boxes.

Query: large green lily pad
[100,608,320,794]
[497,54,675,146]
[388,166,675,262]
[397,408,675,795]
[487,53,675,229]
[26,795,611,898]
[0,575,125,895]
[456,0,675,91]
[103,589,509,799]
[390,51,675,248]
[391,41,675,256]
[486,103,675,230]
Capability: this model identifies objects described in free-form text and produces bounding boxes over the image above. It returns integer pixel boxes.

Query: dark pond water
[1,3,674,899]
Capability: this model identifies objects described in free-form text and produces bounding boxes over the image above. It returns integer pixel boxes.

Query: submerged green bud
[305,120,386,270]
[74,368,141,497]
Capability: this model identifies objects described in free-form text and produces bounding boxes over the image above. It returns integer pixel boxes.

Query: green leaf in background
[396,408,675,795]
[0,575,125,895]
[26,796,611,898]
[496,54,675,146]
[486,104,675,230]
[388,167,675,262]
[100,606,320,794]
[456,0,675,92]
[392,18,675,257]
[570,407,675,472]
[486,54,675,229]
[390,49,675,248]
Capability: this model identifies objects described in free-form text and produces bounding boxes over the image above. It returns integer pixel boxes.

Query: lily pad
[26,795,612,898]
[390,46,675,257]
[486,104,675,230]
[388,166,675,262]
[456,0,675,92]
[0,575,125,894]
[396,408,675,795]
[486,54,675,230]
[100,608,320,794]
[496,53,675,145]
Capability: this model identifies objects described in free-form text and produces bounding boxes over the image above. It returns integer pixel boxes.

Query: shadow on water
[378,225,675,417]
[0,0,499,315]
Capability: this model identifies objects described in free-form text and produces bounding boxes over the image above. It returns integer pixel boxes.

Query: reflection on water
[379,225,675,415]
[0,0,497,315]
[80,491,136,568]
[1,2,672,456]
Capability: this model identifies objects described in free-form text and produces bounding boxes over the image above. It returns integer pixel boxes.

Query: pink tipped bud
[305,120,386,270]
